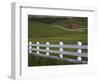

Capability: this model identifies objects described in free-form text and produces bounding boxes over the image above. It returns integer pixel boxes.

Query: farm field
[28,16,88,66]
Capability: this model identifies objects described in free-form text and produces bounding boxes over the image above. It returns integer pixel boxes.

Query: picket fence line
[28,41,88,64]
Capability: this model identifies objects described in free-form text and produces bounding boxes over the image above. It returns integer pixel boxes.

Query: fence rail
[28,41,88,64]
[29,44,87,49]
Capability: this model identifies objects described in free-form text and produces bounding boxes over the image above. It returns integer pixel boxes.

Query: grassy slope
[28,54,80,66]
[28,21,87,44]
[28,19,88,66]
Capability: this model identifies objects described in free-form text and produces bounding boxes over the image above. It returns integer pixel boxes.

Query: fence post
[46,42,50,56]
[77,41,82,61]
[29,42,32,53]
[36,42,40,54]
[59,42,63,58]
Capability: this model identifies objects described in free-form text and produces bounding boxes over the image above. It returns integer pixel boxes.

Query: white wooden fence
[28,41,87,64]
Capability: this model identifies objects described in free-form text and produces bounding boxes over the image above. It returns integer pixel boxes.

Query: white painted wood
[46,42,50,56]
[30,48,87,57]
[29,42,32,53]
[11,3,22,79]
[77,41,82,61]
[59,42,63,58]
[29,42,87,58]
[36,42,40,54]
[30,52,87,64]
[29,43,87,49]
[11,2,96,79]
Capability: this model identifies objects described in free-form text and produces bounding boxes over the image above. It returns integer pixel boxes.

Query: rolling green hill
[28,17,88,66]
[29,17,87,29]
[28,20,87,44]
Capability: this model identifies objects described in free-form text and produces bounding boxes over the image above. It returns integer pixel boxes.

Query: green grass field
[28,17,88,66]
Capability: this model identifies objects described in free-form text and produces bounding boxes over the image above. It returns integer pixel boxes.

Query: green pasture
[28,17,88,66]
[28,21,87,44]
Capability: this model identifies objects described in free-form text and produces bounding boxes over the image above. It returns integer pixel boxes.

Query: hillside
[28,20,87,44]
[28,17,88,66]
[29,16,87,29]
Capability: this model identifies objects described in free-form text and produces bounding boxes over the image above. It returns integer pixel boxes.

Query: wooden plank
[63,51,87,57]
[29,53,87,64]
[29,44,87,49]
[29,48,87,57]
